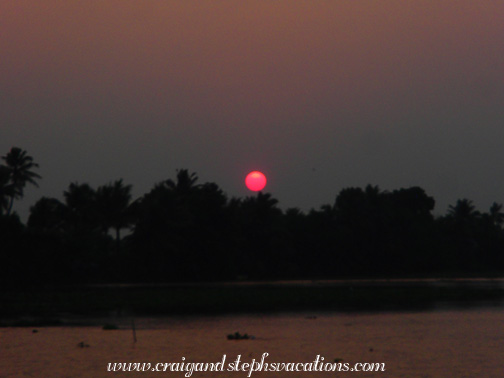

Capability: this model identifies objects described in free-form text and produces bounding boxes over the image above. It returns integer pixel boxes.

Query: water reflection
[1,308,503,377]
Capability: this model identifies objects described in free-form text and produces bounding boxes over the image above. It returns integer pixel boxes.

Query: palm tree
[447,199,479,223]
[1,147,41,215]
[240,192,282,224]
[488,202,504,228]
[96,179,134,249]
[0,165,15,215]
[63,182,98,231]
[165,169,199,195]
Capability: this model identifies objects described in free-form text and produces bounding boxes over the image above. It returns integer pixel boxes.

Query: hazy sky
[1,1,503,220]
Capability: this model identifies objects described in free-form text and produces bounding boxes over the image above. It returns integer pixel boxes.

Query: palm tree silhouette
[63,182,97,231]
[1,147,41,215]
[165,169,199,195]
[96,179,134,250]
[0,165,15,215]
[488,202,504,228]
[447,199,479,223]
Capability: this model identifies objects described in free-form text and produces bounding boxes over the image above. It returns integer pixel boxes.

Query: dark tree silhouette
[96,179,134,250]
[488,202,504,229]
[4,158,504,285]
[63,182,97,229]
[28,197,66,231]
[0,165,15,215]
[61,182,116,282]
[448,198,479,223]
[333,186,386,274]
[129,170,234,281]
[440,199,484,271]
[1,147,41,215]
[388,187,435,219]
[235,192,284,278]
[166,169,199,195]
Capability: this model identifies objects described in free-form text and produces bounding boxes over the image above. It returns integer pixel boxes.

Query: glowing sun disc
[245,171,267,191]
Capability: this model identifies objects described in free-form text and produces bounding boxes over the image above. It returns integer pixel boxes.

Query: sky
[1,0,503,220]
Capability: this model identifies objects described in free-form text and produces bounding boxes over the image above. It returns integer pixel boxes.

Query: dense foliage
[1,147,504,286]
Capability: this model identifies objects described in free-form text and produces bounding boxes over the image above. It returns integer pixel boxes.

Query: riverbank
[1,279,503,326]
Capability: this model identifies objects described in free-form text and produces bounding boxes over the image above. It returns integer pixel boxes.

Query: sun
[245,171,267,191]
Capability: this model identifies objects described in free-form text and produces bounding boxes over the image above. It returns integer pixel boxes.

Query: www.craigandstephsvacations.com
[106,353,386,376]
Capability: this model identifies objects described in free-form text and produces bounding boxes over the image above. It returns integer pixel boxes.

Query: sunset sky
[1,1,503,219]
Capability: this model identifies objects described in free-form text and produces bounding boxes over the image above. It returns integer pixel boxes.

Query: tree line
[1,147,504,286]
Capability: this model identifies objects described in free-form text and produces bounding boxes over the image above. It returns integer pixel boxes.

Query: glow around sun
[245,171,267,191]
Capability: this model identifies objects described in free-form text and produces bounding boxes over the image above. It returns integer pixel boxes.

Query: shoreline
[1,278,503,326]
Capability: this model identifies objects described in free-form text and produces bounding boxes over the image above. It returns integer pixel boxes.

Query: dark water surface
[2,279,504,377]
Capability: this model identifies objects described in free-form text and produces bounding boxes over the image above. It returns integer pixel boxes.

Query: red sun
[245,171,267,191]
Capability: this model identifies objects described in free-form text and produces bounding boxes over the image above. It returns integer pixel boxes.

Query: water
[1,308,503,377]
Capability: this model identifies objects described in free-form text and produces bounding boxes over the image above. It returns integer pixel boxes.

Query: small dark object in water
[334,358,344,363]
[369,348,374,352]
[32,329,38,333]
[227,332,252,340]
[77,341,90,348]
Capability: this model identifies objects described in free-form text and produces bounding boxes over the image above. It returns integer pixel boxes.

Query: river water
[1,307,503,377]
